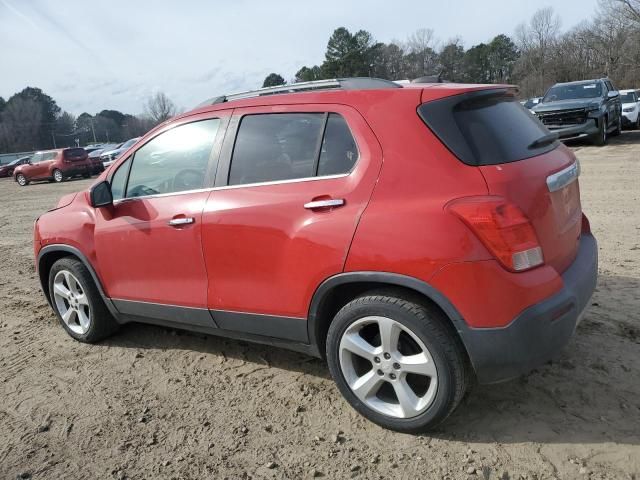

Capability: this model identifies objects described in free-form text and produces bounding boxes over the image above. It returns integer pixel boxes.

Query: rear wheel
[16,174,28,186]
[326,293,469,433]
[48,257,119,343]
[53,169,64,183]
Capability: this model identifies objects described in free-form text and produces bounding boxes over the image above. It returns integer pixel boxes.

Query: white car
[620,89,640,129]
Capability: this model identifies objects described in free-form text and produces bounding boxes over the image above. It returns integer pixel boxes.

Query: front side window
[43,152,57,161]
[110,157,131,201]
[30,153,43,163]
[125,119,220,198]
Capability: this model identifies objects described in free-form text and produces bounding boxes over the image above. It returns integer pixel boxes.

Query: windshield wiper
[528,132,559,149]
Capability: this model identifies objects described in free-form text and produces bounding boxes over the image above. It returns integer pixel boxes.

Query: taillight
[581,213,591,234]
[447,196,544,272]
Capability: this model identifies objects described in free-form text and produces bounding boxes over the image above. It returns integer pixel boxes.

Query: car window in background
[543,83,603,102]
[229,113,325,186]
[120,138,139,150]
[125,120,219,198]
[30,153,43,163]
[621,92,637,103]
[43,152,57,161]
[110,157,131,201]
[317,113,359,176]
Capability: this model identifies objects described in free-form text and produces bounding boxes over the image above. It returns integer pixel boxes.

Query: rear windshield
[64,148,88,160]
[418,89,558,166]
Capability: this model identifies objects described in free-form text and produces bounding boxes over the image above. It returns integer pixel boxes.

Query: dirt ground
[1,133,639,480]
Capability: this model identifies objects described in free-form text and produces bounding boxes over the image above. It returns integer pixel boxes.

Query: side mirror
[607,91,619,99]
[90,180,113,208]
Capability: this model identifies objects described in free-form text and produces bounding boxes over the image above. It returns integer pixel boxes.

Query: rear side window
[229,112,358,186]
[418,90,557,166]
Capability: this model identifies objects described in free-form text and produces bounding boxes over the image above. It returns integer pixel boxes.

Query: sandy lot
[1,133,639,480]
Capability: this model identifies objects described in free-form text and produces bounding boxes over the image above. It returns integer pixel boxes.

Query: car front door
[25,152,47,179]
[201,105,383,341]
[93,112,229,326]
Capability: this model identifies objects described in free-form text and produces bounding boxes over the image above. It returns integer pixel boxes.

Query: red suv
[14,148,92,185]
[34,79,597,432]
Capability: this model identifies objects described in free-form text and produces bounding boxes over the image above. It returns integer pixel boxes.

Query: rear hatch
[418,87,582,274]
[63,148,89,163]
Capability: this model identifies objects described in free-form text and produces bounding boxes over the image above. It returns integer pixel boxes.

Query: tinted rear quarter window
[318,113,358,176]
[418,90,557,166]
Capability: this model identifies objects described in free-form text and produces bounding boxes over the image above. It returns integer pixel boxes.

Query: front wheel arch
[37,245,119,319]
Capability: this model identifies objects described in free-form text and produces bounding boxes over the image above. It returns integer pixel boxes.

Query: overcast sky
[0,0,601,116]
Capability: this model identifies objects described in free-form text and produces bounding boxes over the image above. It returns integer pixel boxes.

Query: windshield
[543,83,602,103]
[621,92,637,103]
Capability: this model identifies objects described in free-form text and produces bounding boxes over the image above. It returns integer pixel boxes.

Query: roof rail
[196,77,401,107]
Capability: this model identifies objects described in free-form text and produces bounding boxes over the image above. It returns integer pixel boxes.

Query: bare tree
[144,92,177,125]
[614,0,640,22]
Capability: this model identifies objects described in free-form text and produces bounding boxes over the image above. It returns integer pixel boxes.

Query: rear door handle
[168,217,195,226]
[304,198,345,210]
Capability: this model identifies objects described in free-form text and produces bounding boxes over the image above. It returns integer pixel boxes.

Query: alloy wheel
[53,170,63,182]
[338,316,438,419]
[52,270,91,335]
[17,174,27,186]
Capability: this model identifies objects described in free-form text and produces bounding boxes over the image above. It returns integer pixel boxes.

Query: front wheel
[326,293,469,433]
[593,118,607,146]
[16,174,29,186]
[52,169,64,182]
[612,115,622,137]
[49,257,119,343]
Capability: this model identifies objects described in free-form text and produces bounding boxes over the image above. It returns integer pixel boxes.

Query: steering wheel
[173,169,204,191]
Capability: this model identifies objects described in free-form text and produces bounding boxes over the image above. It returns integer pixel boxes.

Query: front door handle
[168,217,195,226]
[304,198,345,210]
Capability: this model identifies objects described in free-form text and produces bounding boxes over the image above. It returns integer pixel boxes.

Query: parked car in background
[0,156,31,178]
[521,97,541,111]
[88,143,119,175]
[34,78,597,432]
[532,78,622,146]
[14,148,92,186]
[620,89,640,129]
[101,137,140,167]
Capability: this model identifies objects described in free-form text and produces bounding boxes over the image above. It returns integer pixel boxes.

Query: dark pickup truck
[532,78,622,146]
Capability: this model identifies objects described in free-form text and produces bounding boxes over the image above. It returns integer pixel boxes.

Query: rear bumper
[61,163,92,176]
[462,233,598,384]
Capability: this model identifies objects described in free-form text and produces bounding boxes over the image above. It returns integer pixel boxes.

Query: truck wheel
[593,118,607,146]
[53,169,64,182]
[612,115,622,137]
[48,257,119,343]
[326,293,469,433]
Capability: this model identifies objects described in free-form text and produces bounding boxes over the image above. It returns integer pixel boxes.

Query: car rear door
[200,104,382,340]
[93,112,230,326]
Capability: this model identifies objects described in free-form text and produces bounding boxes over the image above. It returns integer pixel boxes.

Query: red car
[14,148,92,185]
[33,79,597,432]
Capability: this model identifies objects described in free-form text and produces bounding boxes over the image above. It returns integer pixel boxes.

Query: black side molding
[211,310,308,343]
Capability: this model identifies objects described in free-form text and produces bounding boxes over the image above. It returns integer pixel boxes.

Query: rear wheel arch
[308,272,472,364]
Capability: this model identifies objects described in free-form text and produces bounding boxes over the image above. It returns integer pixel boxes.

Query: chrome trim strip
[546,160,580,193]
[112,173,350,203]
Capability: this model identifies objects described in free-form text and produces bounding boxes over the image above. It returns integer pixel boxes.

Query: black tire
[612,115,622,137]
[16,173,29,186]
[48,257,119,343]
[82,173,91,179]
[593,118,607,146]
[636,115,640,130]
[52,169,64,182]
[326,293,469,433]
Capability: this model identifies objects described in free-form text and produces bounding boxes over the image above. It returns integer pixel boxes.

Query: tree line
[264,0,640,98]
[2,0,639,154]
[0,91,176,154]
